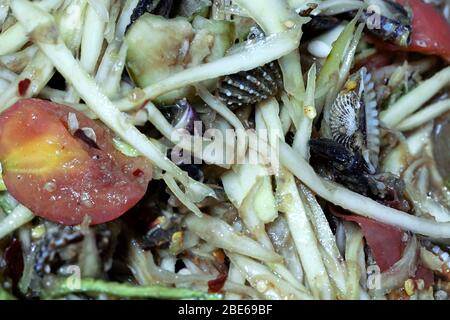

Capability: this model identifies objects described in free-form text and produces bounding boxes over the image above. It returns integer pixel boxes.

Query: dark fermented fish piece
[216,61,283,110]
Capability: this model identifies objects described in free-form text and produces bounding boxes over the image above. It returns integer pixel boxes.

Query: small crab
[311,67,409,204]
[321,67,380,173]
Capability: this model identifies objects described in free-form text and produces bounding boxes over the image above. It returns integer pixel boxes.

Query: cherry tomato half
[0,99,152,225]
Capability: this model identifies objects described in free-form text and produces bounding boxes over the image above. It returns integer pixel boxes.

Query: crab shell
[322,67,380,173]
[216,61,283,110]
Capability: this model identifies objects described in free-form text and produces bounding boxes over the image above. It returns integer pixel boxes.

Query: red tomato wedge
[371,0,450,62]
[329,205,405,272]
[0,99,152,225]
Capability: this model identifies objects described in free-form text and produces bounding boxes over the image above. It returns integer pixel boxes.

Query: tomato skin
[0,99,152,225]
[401,0,450,61]
[331,206,435,287]
[372,0,450,61]
[329,205,405,272]
[207,273,227,293]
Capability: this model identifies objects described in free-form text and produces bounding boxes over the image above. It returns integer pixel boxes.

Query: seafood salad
[0,0,450,301]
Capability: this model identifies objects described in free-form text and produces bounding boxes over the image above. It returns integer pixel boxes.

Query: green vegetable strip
[115,0,139,40]
[95,41,128,99]
[276,168,334,299]
[258,98,333,299]
[343,222,364,300]
[293,64,316,158]
[381,66,450,128]
[233,0,298,33]
[0,286,15,300]
[227,253,313,300]
[80,0,110,74]
[315,17,358,116]
[43,278,222,300]
[0,204,34,240]
[329,22,364,108]
[0,0,9,25]
[279,141,450,238]
[0,192,18,215]
[0,0,62,55]
[0,24,29,56]
[56,0,88,104]
[143,101,231,167]
[299,185,348,297]
[396,98,450,131]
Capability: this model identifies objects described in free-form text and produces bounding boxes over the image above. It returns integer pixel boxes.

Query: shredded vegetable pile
[0,0,450,300]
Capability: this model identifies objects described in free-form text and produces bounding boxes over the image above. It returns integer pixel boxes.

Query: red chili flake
[18,78,31,96]
[208,273,228,293]
[133,169,144,177]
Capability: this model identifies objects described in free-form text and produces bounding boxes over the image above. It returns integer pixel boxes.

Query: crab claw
[309,138,371,195]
